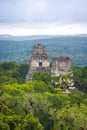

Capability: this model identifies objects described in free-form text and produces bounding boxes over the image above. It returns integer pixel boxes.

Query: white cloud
[0,0,87,35]
[0,23,87,36]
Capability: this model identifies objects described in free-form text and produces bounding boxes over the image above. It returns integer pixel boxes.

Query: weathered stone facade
[26,44,50,81]
[51,56,71,76]
[26,44,72,81]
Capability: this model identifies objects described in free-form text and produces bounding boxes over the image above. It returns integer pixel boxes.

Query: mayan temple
[26,44,72,81]
[26,44,50,81]
[51,56,72,76]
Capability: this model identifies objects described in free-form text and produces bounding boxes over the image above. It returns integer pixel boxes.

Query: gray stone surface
[51,56,71,76]
[26,44,72,81]
[26,44,50,81]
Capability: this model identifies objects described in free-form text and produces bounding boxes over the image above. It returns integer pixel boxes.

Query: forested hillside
[0,62,87,130]
[0,36,87,66]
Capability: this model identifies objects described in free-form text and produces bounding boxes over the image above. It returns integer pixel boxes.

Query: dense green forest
[0,37,87,66]
[0,62,87,130]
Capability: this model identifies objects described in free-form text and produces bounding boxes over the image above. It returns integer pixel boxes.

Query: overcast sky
[0,0,87,35]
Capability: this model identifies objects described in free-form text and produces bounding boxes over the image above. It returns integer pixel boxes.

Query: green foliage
[0,62,18,70]
[32,80,50,93]
[48,93,70,109]
[0,62,87,130]
[21,113,43,130]
[51,105,87,130]
[32,72,51,84]
[0,62,28,85]
[73,66,87,93]
[69,90,84,106]
[0,120,10,130]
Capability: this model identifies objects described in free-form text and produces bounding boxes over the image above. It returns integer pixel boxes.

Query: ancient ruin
[26,44,50,81]
[51,56,72,76]
[26,44,72,81]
